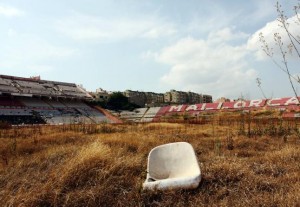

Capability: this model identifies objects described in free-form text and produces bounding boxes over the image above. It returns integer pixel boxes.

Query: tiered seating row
[141,107,161,122]
[18,97,50,107]
[61,100,89,108]
[0,96,110,125]
[45,99,66,108]
[0,85,20,93]
[0,97,24,107]
[16,80,45,89]
[0,115,46,125]
[118,108,148,122]
[0,75,92,99]
[57,85,79,92]
[0,108,32,116]
[0,78,12,86]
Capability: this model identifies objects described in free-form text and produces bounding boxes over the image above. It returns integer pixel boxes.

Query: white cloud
[208,27,249,44]
[0,5,24,17]
[142,25,176,39]
[150,28,257,98]
[141,50,158,60]
[247,15,300,60]
[56,13,177,42]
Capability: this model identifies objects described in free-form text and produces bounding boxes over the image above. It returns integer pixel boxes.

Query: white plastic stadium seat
[143,142,201,190]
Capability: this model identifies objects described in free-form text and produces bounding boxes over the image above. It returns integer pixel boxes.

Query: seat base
[143,175,201,191]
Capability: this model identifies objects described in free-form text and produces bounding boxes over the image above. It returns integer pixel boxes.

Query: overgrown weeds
[0,121,300,206]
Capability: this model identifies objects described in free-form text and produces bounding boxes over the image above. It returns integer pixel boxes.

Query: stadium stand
[0,75,110,125]
[0,96,24,107]
[0,115,46,125]
[1,75,300,125]
[44,99,67,108]
[60,100,89,108]
[0,77,21,94]
[0,108,31,116]
[18,97,50,108]
[113,97,300,122]
[95,106,123,123]
[141,107,161,122]
[117,108,148,122]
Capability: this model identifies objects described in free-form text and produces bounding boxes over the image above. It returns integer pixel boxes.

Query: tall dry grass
[0,121,299,206]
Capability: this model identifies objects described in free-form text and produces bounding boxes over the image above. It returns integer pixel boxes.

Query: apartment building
[123,90,146,107]
[96,88,213,107]
[164,90,188,104]
[203,94,213,103]
[93,88,111,102]
[164,90,212,104]
[187,91,203,104]
[144,92,164,107]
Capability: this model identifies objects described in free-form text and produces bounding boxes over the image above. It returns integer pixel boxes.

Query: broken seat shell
[143,142,201,190]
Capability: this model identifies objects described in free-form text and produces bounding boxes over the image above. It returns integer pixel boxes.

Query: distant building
[30,76,41,81]
[164,90,188,104]
[123,90,146,107]
[215,97,230,103]
[203,94,213,103]
[94,88,110,102]
[95,88,213,107]
[123,90,165,107]
[187,91,203,104]
[164,90,212,104]
[164,92,172,103]
[144,92,164,107]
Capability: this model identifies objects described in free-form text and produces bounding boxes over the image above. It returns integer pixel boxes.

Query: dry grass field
[0,116,300,206]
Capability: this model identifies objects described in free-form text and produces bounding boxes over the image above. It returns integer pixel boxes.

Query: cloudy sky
[0,0,299,100]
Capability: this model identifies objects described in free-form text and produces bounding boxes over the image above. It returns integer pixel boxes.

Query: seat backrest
[147,142,200,180]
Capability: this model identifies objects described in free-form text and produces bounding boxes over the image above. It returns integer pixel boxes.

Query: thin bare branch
[274,31,299,103]
[276,1,300,58]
